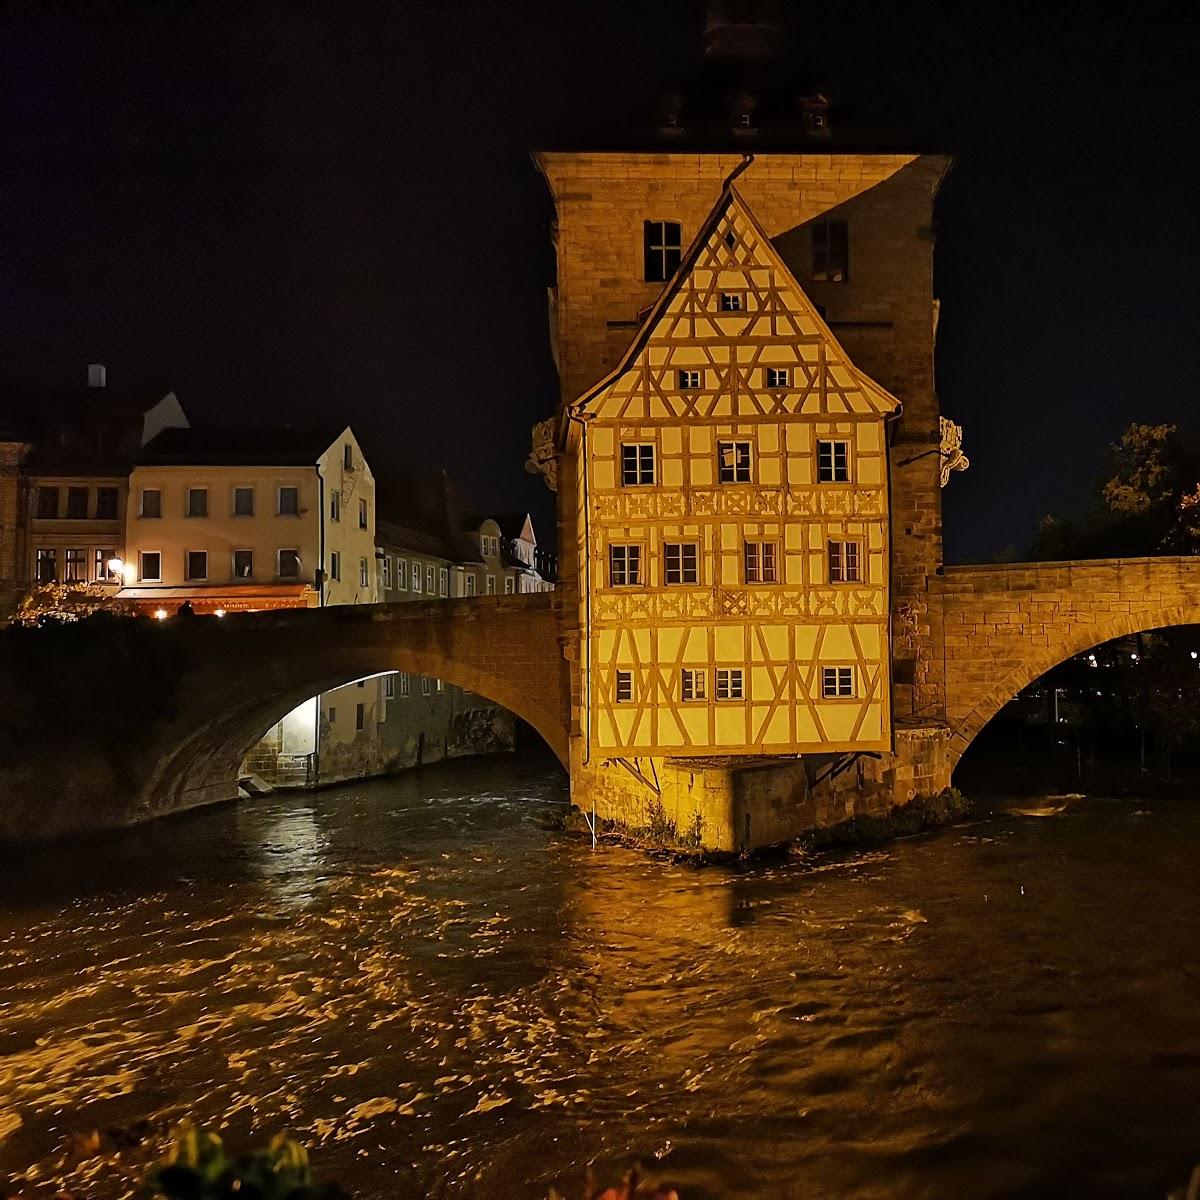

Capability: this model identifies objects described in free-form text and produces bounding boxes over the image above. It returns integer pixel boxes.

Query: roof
[490,512,535,542]
[377,471,483,564]
[375,517,472,562]
[137,425,347,467]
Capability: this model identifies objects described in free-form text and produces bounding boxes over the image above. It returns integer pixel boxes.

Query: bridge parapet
[937,556,1200,761]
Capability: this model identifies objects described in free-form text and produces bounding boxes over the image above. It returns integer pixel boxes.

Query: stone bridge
[939,556,1200,764]
[0,594,567,842]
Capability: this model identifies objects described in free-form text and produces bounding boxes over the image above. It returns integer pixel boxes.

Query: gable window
[766,367,790,389]
[381,556,392,588]
[361,558,370,588]
[96,487,119,520]
[621,442,655,485]
[186,488,208,518]
[358,498,368,530]
[64,548,85,581]
[812,219,849,282]
[66,487,89,519]
[185,550,207,581]
[719,292,743,312]
[817,439,851,483]
[278,548,301,578]
[615,670,634,703]
[234,487,254,517]
[828,540,862,583]
[643,220,682,283]
[234,549,254,579]
[140,489,161,518]
[681,668,707,702]
[608,544,642,586]
[330,490,340,521]
[343,444,354,470]
[36,487,59,519]
[329,550,341,582]
[718,440,752,483]
[715,668,744,701]
[744,541,778,583]
[822,666,856,698]
[139,550,161,582]
[412,561,423,593]
[677,369,701,391]
[663,542,699,585]
[278,486,299,516]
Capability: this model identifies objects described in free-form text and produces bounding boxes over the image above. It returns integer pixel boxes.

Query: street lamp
[107,556,135,584]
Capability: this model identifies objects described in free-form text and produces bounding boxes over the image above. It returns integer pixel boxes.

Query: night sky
[4,1,1199,562]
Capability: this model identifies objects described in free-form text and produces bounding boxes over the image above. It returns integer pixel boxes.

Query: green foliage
[140,1125,347,1200]
[680,811,704,849]
[641,798,678,843]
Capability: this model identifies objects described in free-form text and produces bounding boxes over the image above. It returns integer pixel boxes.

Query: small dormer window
[719,293,743,312]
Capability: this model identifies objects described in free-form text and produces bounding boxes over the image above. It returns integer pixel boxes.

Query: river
[1,751,1198,1199]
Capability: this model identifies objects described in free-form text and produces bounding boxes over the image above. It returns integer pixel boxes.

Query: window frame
[643,219,682,283]
[397,558,408,590]
[140,489,162,519]
[384,673,396,699]
[398,673,411,698]
[816,439,852,484]
[233,486,255,518]
[381,555,392,589]
[821,665,857,699]
[35,486,60,520]
[95,487,119,521]
[680,668,708,702]
[358,498,368,530]
[343,444,354,470]
[330,490,340,522]
[139,549,162,583]
[186,488,208,519]
[718,291,744,312]
[743,540,779,584]
[233,548,254,579]
[34,547,57,582]
[765,366,790,389]
[663,541,700,586]
[184,549,208,582]
[277,485,300,517]
[812,219,849,283]
[63,547,86,581]
[65,487,89,520]
[717,440,753,484]
[94,548,118,581]
[614,669,635,703]
[411,560,423,593]
[828,540,862,584]
[620,442,656,486]
[608,543,643,587]
[360,558,370,588]
[329,550,341,582]
[677,368,702,391]
[277,548,302,579]
[715,668,745,702]
[439,567,449,596]
[421,675,432,697]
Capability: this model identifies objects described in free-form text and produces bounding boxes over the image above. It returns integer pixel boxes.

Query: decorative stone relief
[939,417,969,488]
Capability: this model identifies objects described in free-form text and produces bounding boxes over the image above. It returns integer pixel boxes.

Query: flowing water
[1,751,1199,1199]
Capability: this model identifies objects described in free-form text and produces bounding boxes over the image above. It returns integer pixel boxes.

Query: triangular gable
[574,186,901,422]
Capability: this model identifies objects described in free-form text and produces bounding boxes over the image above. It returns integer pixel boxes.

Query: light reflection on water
[1,754,1199,1199]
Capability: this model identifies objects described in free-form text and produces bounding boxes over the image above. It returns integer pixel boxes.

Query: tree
[12,581,130,625]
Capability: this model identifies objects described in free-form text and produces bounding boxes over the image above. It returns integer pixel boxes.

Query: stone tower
[529,4,953,847]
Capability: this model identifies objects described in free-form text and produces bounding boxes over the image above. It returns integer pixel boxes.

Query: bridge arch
[941,558,1200,767]
[137,595,568,821]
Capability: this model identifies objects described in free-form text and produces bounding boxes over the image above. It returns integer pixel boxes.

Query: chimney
[87,363,107,388]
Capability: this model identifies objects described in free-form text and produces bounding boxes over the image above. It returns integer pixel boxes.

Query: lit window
[186,488,208,518]
[681,668,707,702]
[663,542,699,585]
[384,673,396,699]
[822,666,856,698]
[66,488,89,519]
[94,549,117,581]
[677,369,701,390]
[812,219,849,282]
[817,439,850,483]
[233,487,254,517]
[330,490,340,521]
[828,541,861,583]
[412,561,423,593]
[95,488,119,519]
[397,558,408,589]
[422,675,432,696]
[643,220,682,283]
[329,551,341,581]
[360,558,370,588]
[621,442,655,485]
[358,498,368,530]
[139,550,161,582]
[36,487,59,519]
[718,440,752,483]
[615,670,634,703]
[63,548,85,581]
[382,556,392,588]
[715,668,744,701]
[744,541,778,583]
[719,292,743,312]
[234,549,254,578]
[399,673,411,697]
[766,367,790,388]
[436,678,444,693]
[278,486,300,516]
[185,550,207,581]
[278,549,301,578]
[140,489,161,519]
[608,544,642,586]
